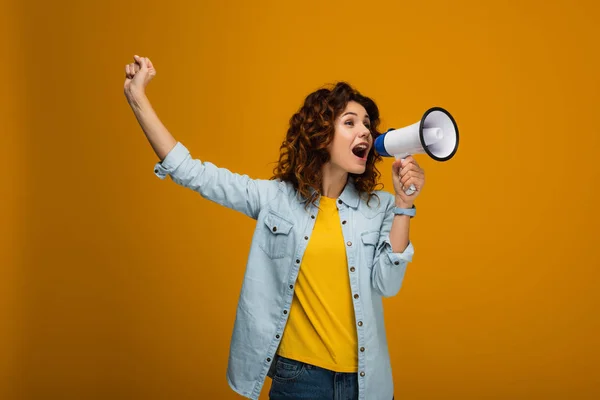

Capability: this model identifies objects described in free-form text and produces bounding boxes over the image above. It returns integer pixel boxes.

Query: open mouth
[352,143,369,159]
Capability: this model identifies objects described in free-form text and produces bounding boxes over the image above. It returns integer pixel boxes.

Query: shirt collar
[295,177,360,209]
[338,177,360,209]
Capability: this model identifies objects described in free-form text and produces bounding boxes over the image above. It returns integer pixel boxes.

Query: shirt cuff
[383,237,414,265]
[153,142,189,180]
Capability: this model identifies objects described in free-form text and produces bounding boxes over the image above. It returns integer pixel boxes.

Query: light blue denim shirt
[154,142,415,400]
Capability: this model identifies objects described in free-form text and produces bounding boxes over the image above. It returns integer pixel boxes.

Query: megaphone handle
[395,155,416,196]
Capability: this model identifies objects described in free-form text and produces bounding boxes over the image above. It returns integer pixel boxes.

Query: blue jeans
[268,356,359,400]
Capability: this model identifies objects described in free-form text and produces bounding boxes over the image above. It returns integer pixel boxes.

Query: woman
[124,55,425,400]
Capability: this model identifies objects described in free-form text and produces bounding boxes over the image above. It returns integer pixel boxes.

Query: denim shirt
[154,142,415,400]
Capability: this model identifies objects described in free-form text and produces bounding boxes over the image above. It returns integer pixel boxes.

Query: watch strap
[393,204,416,218]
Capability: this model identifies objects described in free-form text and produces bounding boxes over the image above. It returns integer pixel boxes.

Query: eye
[345,120,354,126]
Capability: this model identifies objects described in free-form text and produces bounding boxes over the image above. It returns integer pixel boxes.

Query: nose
[359,124,370,138]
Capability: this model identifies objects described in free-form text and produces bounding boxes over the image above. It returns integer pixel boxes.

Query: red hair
[272,82,384,207]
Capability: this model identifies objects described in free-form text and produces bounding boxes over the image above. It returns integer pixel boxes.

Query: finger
[399,161,413,174]
[125,64,130,77]
[400,163,422,176]
[401,171,424,186]
[400,156,419,169]
[404,176,420,188]
[401,155,415,165]
[400,171,414,186]
[145,57,153,69]
[401,156,421,169]
[134,55,147,69]
[399,164,415,177]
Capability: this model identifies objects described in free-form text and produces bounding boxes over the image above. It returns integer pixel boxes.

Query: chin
[347,166,367,175]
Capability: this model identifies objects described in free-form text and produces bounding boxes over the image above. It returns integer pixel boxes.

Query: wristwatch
[393,204,416,218]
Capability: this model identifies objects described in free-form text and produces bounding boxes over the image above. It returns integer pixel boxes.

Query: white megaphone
[374,107,459,195]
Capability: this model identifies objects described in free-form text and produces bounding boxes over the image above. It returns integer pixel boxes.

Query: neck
[320,162,348,198]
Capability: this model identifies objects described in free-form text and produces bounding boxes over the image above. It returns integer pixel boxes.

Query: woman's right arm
[124,55,176,160]
[122,55,281,219]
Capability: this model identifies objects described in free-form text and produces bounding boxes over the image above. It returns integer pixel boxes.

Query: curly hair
[271,82,384,207]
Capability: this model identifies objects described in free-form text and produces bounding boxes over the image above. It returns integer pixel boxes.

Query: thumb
[392,159,402,175]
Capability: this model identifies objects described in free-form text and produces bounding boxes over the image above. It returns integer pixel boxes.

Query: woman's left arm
[389,156,425,252]
[370,157,425,297]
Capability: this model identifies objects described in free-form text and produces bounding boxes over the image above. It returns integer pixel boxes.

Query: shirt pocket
[259,210,294,259]
[360,230,380,268]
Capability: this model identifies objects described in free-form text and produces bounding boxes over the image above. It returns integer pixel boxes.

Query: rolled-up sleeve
[381,237,414,265]
[152,142,281,219]
[154,142,189,179]
[370,199,415,297]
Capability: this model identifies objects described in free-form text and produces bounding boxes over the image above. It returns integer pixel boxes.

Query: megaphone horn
[374,107,459,195]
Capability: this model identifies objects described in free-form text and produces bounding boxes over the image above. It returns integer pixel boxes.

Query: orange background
[2,0,599,399]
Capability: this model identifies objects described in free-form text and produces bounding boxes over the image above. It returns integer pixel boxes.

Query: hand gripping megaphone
[374,107,459,195]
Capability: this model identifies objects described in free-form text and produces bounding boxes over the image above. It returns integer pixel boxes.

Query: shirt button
[267,357,271,362]
[347,241,352,246]
[342,220,347,225]
[283,310,288,314]
[360,347,365,352]
[276,334,280,339]
[272,226,277,232]
[289,285,293,289]
[360,371,365,377]
[354,294,359,299]
[394,261,400,265]
[154,169,158,173]
[304,236,308,240]
[350,267,355,272]
[338,199,342,204]
[296,259,300,264]
[357,321,363,326]
[311,215,315,219]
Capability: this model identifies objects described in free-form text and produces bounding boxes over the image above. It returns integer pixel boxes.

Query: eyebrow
[342,112,370,119]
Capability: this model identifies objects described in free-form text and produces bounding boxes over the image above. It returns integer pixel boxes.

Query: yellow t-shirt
[277,196,358,372]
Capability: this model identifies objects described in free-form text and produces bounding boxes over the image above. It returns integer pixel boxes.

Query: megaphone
[374,107,459,195]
